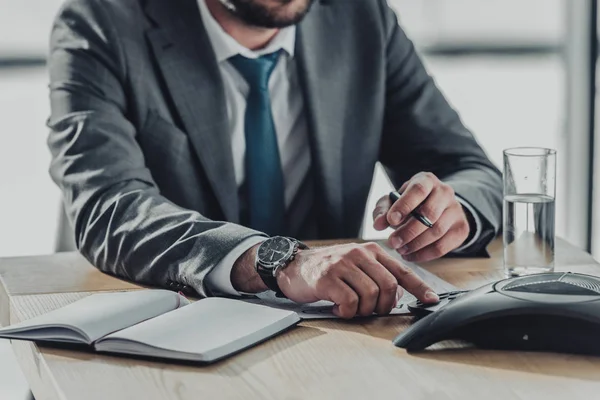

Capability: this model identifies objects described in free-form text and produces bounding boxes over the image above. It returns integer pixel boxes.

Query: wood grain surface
[0,252,143,296]
[1,238,600,400]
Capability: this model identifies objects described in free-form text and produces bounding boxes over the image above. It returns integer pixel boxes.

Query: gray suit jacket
[47,0,502,296]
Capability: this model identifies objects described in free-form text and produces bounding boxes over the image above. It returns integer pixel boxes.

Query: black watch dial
[258,237,293,266]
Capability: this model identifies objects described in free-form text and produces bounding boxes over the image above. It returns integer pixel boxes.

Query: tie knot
[229,51,281,91]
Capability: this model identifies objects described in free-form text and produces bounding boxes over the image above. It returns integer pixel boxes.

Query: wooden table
[1,238,600,400]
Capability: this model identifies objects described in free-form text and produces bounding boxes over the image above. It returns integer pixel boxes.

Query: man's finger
[341,264,381,316]
[373,195,392,231]
[388,218,428,251]
[388,186,451,250]
[352,245,399,315]
[398,211,454,255]
[414,186,452,226]
[374,250,439,303]
[327,280,360,319]
[404,229,465,263]
[398,180,410,194]
[387,175,435,227]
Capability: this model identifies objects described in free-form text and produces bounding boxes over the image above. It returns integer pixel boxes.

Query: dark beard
[222,0,315,28]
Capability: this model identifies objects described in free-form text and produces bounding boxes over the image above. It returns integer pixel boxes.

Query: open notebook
[0,290,300,363]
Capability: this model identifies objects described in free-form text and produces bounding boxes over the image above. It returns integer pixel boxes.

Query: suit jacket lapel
[144,0,240,223]
[297,4,346,238]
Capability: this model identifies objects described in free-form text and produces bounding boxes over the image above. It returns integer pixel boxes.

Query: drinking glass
[503,147,556,276]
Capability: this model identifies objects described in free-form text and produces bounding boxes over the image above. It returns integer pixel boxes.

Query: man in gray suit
[48,0,502,318]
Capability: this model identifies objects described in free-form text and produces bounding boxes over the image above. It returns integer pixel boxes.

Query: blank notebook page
[1,290,188,343]
[100,297,298,360]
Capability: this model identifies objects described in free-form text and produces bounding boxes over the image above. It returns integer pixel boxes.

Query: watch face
[258,237,293,266]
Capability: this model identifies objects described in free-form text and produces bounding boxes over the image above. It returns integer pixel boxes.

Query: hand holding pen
[372,172,471,262]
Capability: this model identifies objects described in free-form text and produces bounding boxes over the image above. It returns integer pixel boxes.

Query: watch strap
[256,265,282,293]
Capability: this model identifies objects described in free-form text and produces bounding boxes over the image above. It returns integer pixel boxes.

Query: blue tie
[229,52,286,236]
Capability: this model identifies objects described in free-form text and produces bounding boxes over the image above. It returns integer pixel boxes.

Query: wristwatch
[255,236,308,295]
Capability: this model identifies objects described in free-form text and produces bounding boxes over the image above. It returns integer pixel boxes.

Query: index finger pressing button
[374,251,439,303]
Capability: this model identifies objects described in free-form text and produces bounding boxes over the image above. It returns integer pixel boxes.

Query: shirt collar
[197,0,296,63]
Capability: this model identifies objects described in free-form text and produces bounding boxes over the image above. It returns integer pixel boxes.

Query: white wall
[389,0,564,46]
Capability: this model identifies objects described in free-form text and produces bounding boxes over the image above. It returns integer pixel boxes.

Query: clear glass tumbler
[503,147,556,276]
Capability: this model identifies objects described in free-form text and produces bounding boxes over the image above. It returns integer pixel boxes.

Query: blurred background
[0,0,598,398]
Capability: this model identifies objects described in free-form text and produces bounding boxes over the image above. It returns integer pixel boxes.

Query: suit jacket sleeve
[376,1,502,256]
[47,0,262,296]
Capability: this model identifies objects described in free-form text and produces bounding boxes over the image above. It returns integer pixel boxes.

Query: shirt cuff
[204,236,267,297]
[452,195,482,254]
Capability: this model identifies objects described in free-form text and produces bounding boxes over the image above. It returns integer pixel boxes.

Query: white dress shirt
[198,0,480,296]
[198,0,310,295]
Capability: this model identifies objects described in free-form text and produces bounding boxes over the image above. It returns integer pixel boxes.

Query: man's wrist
[231,243,268,293]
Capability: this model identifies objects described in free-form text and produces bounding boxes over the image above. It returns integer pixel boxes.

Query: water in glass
[503,193,555,276]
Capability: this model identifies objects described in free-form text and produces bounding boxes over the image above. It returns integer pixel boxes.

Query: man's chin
[224,0,315,29]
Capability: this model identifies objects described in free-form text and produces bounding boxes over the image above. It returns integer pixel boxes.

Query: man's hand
[372,172,470,262]
[276,243,439,318]
[231,242,439,319]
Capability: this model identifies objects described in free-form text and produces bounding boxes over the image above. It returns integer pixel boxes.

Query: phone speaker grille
[502,273,600,295]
